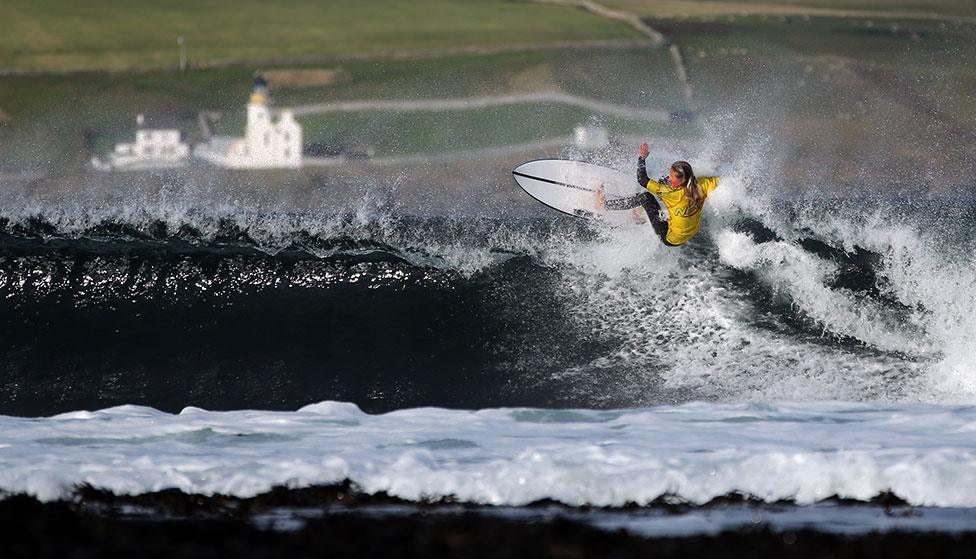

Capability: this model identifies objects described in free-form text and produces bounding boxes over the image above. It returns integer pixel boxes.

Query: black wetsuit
[604,157,676,246]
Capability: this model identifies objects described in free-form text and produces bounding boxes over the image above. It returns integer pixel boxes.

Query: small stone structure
[91,114,190,171]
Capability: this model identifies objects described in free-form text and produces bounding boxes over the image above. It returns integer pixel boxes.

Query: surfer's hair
[671,161,703,208]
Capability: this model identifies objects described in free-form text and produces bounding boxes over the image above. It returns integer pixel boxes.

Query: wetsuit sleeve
[637,157,650,189]
[639,157,668,195]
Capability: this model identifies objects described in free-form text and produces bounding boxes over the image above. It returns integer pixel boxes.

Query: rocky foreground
[2,484,975,558]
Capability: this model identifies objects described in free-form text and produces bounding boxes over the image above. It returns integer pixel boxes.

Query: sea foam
[2,401,976,507]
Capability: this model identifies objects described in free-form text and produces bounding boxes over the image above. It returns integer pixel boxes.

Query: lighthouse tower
[245,74,272,155]
[195,73,303,169]
[241,73,302,168]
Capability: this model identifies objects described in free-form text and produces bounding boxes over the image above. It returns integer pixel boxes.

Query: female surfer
[596,143,719,246]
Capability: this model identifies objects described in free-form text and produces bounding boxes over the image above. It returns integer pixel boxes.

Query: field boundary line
[290,92,671,122]
[0,39,656,77]
[526,0,695,109]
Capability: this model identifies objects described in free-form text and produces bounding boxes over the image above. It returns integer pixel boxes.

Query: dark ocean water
[0,211,626,416]
[0,219,587,415]
[2,193,973,417]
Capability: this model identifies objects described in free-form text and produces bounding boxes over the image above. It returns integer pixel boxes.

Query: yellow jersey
[645,176,720,245]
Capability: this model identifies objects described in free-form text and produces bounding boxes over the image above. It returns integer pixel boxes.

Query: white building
[195,75,303,169]
[91,114,190,171]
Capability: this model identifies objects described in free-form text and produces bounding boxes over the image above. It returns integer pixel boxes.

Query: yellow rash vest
[645,176,720,245]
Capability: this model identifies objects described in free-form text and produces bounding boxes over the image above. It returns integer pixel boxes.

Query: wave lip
[2,401,976,508]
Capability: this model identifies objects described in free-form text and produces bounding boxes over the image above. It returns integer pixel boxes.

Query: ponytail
[671,161,704,209]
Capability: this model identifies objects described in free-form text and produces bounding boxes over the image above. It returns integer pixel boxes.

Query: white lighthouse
[195,74,303,168]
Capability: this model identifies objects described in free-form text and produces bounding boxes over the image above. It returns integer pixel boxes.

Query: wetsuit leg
[604,192,647,211]
[605,191,676,246]
[638,193,675,246]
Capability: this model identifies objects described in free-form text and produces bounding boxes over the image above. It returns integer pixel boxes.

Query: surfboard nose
[512,159,556,176]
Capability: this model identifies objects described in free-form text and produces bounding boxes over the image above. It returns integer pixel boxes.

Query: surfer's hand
[639,143,649,158]
[594,185,607,210]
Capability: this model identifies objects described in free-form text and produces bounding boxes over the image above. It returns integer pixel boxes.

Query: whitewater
[2,143,976,536]
[4,400,976,510]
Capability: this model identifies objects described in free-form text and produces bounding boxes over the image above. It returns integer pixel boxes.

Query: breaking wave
[1,177,975,416]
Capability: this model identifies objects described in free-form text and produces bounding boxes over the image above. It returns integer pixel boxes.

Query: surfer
[595,143,719,246]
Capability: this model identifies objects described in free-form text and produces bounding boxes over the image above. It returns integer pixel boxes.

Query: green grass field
[3,0,975,186]
[0,0,642,73]
[604,0,976,19]
[0,47,681,168]
[214,104,668,156]
[643,13,976,191]
[649,15,976,122]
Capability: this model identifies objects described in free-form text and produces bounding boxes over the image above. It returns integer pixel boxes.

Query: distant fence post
[178,36,187,71]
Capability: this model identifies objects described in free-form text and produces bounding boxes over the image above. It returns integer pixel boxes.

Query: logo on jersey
[673,201,703,218]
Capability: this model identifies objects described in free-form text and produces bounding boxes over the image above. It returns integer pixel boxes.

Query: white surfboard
[512,159,653,227]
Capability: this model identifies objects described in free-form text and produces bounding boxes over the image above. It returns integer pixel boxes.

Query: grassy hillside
[0,47,681,168]
[0,0,642,73]
[220,104,668,157]
[604,0,976,19]
[648,14,976,191]
[3,0,974,193]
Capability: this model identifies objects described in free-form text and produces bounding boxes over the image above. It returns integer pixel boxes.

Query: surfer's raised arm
[637,142,651,189]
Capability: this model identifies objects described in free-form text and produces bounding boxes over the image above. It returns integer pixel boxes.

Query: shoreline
[3,484,975,558]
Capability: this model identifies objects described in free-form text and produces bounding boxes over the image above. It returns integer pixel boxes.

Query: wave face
[2,176,976,416]
[5,400,976,507]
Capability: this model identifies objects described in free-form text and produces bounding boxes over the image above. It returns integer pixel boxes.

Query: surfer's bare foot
[631,207,645,223]
[594,186,606,210]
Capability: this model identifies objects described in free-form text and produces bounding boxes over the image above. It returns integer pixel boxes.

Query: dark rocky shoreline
[3,483,975,558]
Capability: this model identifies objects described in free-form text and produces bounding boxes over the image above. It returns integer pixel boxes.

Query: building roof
[134,113,185,130]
